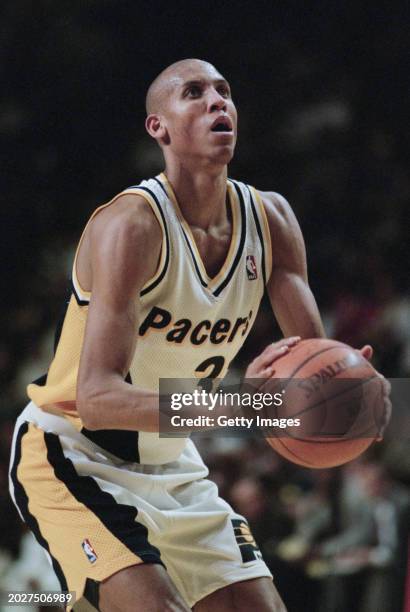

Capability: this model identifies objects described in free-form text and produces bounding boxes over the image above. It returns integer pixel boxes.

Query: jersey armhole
[71,188,169,305]
[126,188,169,296]
[249,187,273,282]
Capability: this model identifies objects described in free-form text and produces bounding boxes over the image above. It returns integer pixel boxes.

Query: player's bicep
[262,191,308,280]
[78,202,161,391]
[262,192,325,338]
[80,281,138,382]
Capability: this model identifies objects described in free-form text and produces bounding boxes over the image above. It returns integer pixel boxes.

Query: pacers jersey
[27,173,272,464]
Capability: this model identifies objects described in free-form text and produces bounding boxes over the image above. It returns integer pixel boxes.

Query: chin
[185,144,235,169]
[210,145,236,166]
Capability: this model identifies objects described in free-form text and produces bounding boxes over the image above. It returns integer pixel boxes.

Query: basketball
[261,339,385,468]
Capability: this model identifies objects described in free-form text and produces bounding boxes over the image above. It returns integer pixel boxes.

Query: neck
[163,163,228,230]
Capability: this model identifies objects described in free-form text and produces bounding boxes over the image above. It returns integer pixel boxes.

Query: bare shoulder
[78,192,162,294]
[257,190,307,272]
[90,192,162,249]
[258,190,299,236]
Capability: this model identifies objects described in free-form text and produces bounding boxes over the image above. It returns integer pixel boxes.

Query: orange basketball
[261,338,384,468]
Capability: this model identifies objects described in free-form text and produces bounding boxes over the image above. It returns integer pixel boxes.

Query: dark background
[1,2,409,610]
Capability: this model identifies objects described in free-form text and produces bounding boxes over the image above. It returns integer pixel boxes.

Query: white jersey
[28,173,272,464]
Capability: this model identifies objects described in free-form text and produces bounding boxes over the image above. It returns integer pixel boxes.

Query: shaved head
[145,59,223,115]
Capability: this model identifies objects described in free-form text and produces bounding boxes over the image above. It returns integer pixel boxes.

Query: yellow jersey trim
[251,187,273,281]
[158,173,241,291]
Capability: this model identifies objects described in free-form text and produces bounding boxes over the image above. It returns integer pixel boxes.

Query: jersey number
[195,356,225,392]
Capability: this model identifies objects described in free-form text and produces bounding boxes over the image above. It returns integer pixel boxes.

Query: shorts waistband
[18,402,81,437]
[18,402,140,464]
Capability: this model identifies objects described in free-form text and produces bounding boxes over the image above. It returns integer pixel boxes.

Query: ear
[145,114,168,143]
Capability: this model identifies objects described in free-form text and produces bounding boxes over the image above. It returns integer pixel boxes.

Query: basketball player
[9,59,391,612]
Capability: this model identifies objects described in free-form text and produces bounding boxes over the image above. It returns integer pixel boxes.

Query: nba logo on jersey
[246,255,258,280]
[81,539,98,563]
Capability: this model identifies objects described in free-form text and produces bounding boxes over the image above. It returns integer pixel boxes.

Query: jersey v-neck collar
[154,173,246,297]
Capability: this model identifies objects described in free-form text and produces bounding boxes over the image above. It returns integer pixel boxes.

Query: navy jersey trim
[213,180,247,297]
[10,422,69,592]
[149,176,247,296]
[44,432,163,564]
[135,186,171,297]
[153,176,168,197]
[152,176,209,287]
[71,279,90,306]
[81,372,140,463]
[31,373,47,386]
[80,427,140,463]
[181,225,209,288]
[54,283,73,352]
[83,578,100,609]
[70,185,170,301]
[247,186,267,286]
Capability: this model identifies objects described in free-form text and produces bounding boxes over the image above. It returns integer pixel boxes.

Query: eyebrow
[180,78,231,89]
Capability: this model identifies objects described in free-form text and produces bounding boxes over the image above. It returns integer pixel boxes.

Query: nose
[208,88,227,113]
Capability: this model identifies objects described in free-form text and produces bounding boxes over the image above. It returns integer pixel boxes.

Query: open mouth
[211,119,233,133]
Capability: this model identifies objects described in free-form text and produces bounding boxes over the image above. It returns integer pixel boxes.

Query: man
[9,59,390,611]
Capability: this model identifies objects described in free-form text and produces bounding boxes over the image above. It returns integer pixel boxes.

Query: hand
[359,344,392,441]
[245,336,301,379]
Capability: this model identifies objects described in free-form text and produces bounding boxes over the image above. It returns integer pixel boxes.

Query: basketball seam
[289,374,379,421]
[288,344,352,378]
[265,375,380,441]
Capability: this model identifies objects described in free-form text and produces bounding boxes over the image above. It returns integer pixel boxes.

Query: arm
[76,194,163,432]
[261,191,326,339]
[259,191,391,437]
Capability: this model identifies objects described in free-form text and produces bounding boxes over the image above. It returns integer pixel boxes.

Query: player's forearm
[77,378,161,432]
[269,272,326,339]
[77,379,226,433]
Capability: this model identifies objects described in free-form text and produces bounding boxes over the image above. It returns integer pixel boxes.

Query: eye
[217,85,230,98]
[185,85,202,98]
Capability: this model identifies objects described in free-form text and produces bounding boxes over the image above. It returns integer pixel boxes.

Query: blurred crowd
[1,2,409,610]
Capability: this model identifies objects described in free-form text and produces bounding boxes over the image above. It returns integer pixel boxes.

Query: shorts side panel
[10,422,163,605]
[9,422,69,593]
[153,475,273,607]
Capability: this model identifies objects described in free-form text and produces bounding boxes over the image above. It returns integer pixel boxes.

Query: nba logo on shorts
[81,538,98,563]
[246,255,257,280]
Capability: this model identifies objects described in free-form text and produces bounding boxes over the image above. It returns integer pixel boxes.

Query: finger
[380,375,391,396]
[377,374,392,417]
[360,345,373,360]
[279,335,301,347]
[258,337,301,367]
[257,344,290,368]
[261,365,275,378]
[376,381,392,441]
[373,371,391,395]
[263,336,301,354]
[384,401,392,427]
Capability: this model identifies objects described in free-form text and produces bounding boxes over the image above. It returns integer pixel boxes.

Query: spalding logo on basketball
[260,339,385,468]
